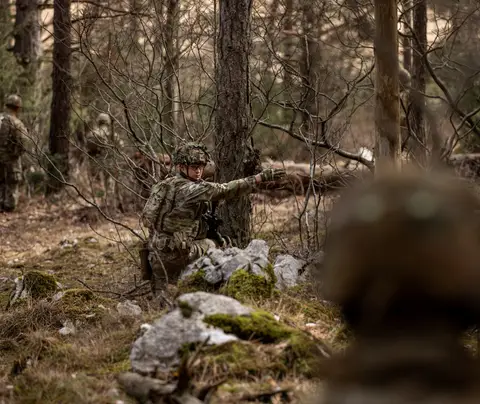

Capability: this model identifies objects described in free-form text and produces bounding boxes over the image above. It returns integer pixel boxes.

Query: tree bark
[374,0,401,173]
[12,0,42,123]
[0,0,11,36]
[215,0,253,248]
[402,0,411,73]
[410,0,427,165]
[12,0,41,67]
[46,0,71,195]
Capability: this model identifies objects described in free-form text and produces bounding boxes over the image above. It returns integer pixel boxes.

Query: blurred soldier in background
[314,167,480,403]
[141,142,286,293]
[0,94,28,212]
[84,112,123,209]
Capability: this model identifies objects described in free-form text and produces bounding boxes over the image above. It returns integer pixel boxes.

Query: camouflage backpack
[141,174,180,234]
[0,114,24,161]
[84,125,109,156]
[139,174,179,280]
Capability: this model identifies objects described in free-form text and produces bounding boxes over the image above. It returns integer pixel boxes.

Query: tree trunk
[373,0,401,173]
[410,0,427,165]
[12,0,41,67]
[0,0,11,38]
[12,0,42,124]
[215,0,253,248]
[0,0,13,104]
[402,0,411,73]
[164,0,179,143]
[46,0,71,195]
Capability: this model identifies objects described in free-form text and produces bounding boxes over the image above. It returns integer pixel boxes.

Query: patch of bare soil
[0,195,339,403]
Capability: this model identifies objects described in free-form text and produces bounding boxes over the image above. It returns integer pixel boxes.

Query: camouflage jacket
[0,113,27,162]
[142,173,257,251]
[85,124,122,157]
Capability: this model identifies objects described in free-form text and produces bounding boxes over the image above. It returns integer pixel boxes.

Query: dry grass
[0,195,339,403]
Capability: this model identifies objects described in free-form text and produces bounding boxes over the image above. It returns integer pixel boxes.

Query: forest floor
[0,193,341,404]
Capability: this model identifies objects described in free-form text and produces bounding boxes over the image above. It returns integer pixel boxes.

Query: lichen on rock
[177,269,217,294]
[53,288,109,321]
[129,292,252,374]
[203,310,328,377]
[8,270,59,308]
[23,270,58,299]
[221,264,277,302]
[179,239,272,290]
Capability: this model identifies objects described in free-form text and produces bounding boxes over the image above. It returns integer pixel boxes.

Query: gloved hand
[260,168,287,182]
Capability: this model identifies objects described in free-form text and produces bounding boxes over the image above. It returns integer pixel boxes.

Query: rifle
[139,240,153,281]
[202,203,229,248]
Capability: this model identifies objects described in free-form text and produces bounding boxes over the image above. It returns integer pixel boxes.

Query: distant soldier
[141,142,286,293]
[84,112,123,206]
[315,167,480,403]
[0,94,27,212]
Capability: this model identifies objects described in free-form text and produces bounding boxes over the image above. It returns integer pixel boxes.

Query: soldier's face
[185,164,205,181]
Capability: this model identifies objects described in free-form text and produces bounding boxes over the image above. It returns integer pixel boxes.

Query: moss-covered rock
[56,288,110,321]
[204,310,327,377]
[177,299,194,318]
[23,271,58,299]
[59,288,95,304]
[221,264,277,302]
[177,269,217,294]
[204,311,290,343]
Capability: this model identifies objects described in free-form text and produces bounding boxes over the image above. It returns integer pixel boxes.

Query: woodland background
[1,1,480,402]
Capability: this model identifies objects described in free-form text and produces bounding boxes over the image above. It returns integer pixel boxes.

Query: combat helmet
[5,94,22,109]
[173,142,210,166]
[96,113,111,126]
[321,167,480,329]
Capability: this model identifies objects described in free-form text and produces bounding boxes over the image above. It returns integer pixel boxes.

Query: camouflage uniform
[316,167,480,403]
[0,95,27,212]
[85,113,123,205]
[141,142,285,291]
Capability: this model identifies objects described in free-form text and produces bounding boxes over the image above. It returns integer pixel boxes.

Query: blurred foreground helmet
[97,113,111,126]
[173,142,210,166]
[5,94,22,109]
[322,167,480,328]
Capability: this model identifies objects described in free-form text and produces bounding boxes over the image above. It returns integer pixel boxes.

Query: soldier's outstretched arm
[182,168,286,204]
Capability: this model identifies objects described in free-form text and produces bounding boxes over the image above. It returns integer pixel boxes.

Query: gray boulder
[179,239,270,285]
[130,292,252,374]
[273,254,307,290]
[273,251,325,290]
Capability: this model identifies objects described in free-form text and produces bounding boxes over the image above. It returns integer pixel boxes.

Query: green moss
[204,310,325,376]
[282,332,323,377]
[177,269,216,294]
[221,265,276,302]
[60,288,95,304]
[204,311,289,343]
[199,341,289,377]
[23,270,58,299]
[178,342,198,359]
[56,288,109,321]
[178,300,194,318]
